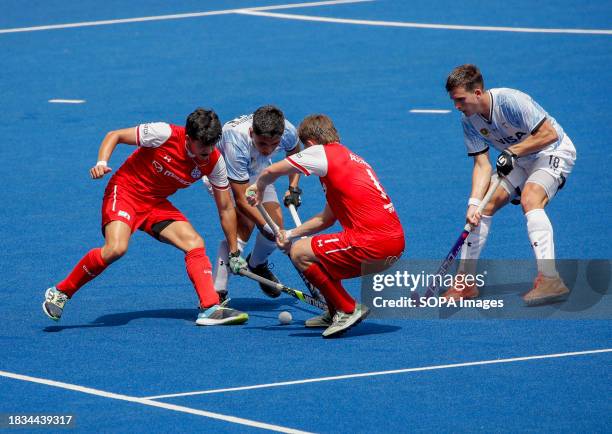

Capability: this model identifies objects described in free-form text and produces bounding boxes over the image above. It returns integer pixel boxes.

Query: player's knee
[290,243,311,270]
[481,201,497,216]
[102,241,128,262]
[484,192,508,215]
[520,194,544,212]
[183,234,205,251]
[289,245,301,265]
[520,184,548,212]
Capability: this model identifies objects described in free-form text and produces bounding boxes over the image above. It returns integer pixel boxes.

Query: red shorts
[101,184,188,237]
[311,231,405,280]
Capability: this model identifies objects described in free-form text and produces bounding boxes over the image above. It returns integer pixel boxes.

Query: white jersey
[462,88,575,162]
[217,114,299,183]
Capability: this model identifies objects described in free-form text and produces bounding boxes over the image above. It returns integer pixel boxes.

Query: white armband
[96,160,108,167]
[468,197,481,207]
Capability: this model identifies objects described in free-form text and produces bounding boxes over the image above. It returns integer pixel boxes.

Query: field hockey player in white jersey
[211,105,303,301]
[445,64,576,306]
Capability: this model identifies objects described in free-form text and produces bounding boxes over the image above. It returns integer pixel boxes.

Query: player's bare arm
[467,151,493,226]
[90,127,138,179]
[230,180,269,231]
[288,204,336,238]
[212,187,239,254]
[277,204,336,252]
[248,160,299,206]
[506,119,558,157]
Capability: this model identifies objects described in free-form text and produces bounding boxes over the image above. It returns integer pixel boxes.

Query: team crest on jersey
[480,128,489,136]
[191,167,202,179]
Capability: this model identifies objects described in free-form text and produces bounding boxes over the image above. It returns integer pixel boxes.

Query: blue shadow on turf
[43,308,197,332]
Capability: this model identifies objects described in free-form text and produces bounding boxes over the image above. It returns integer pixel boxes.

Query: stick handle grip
[463,175,503,232]
[288,204,302,226]
[256,203,280,236]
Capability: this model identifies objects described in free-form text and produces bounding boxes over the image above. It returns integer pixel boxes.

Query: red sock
[57,248,108,297]
[185,247,219,309]
[303,263,355,314]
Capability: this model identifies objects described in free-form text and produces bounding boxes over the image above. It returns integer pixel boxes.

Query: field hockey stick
[288,204,303,228]
[423,175,503,298]
[286,204,324,299]
[238,269,327,310]
[255,202,324,301]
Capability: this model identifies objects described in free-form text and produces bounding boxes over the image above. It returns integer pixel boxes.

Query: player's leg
[153,217,248,325]
[293,234,369,337]
[43,194,134,321]
[246,184,283,297]
[59,220,131,294]
[521,166,571,305]
[443,174,515,300]
[212,209,251,301]
[461,173,514,263]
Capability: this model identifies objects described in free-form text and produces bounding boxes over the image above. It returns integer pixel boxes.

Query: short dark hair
[185,108,222,146]
[445,64,485,92]
[298,114,340,145]
[252,105,285,137]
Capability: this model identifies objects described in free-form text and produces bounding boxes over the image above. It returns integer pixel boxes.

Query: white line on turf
[48,99,86,104]
[143,348,612,399]
[0,370,311,433]
[410,109,450,114]
[236,10,612,35]
[0,0,372,34]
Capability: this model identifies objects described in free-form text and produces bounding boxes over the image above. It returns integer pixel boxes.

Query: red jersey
[109,122,229,201]
[287,142,404,242]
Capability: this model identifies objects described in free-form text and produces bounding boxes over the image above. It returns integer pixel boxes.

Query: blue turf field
[1,1,611,432]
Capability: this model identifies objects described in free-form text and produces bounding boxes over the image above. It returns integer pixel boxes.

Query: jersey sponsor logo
[143,124,150,136]
[480,128,489,136]
[495,132,527,145]
[163,169,193,186]
[191,167,202,179]
[152,160,193,185]
[118,210,131,221]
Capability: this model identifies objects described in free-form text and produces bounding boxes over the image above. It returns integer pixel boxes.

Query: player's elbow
[321,214,336,228]
[104,130,120,141]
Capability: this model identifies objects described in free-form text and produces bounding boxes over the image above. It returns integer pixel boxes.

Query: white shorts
[201,176,279,204]
[498,136,576,201]
[248,176,279,205]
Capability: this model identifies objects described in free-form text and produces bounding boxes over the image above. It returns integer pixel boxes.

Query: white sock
[213,238,247,292]
[526,209,558,277]
[458,215,492,276]
[248,233,276,267]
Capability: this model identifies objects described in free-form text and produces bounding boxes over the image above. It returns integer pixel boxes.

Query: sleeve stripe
[530,117,547,134]
[286,157,310,175]
[136,126,141,146]
[210,182,230,190]
[468,147,489,157]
